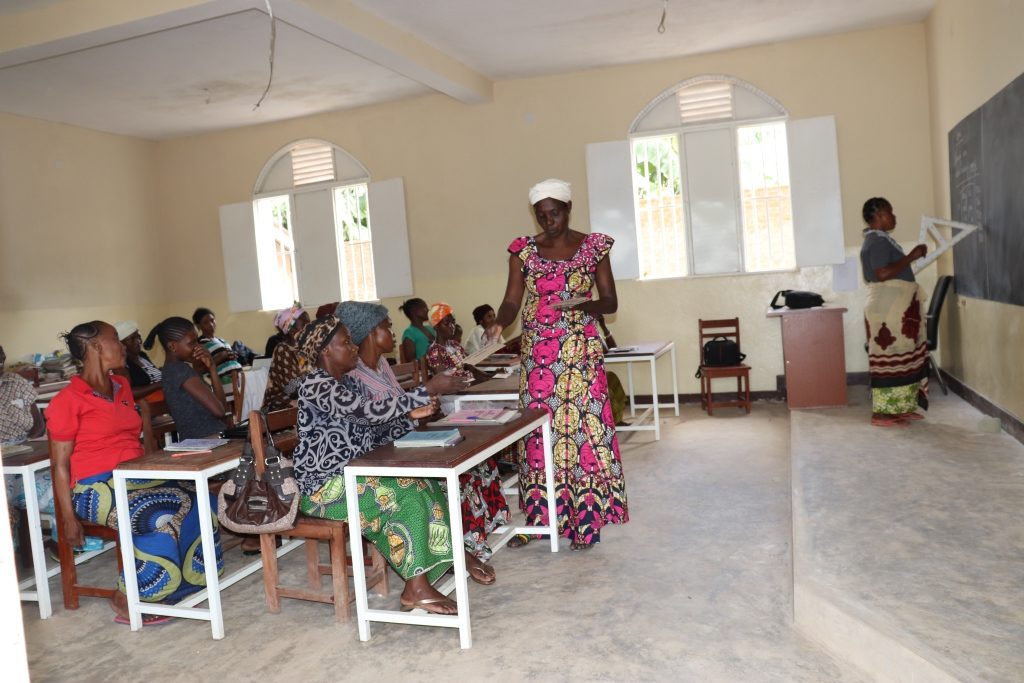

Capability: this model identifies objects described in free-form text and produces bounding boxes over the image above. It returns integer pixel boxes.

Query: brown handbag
[217,438,299,534]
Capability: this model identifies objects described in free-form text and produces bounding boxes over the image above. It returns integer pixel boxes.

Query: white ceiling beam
[270,0,492,104]
[0,0,492,105]
[0,0,256,68]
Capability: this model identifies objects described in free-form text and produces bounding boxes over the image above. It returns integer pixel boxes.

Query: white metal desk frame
[112,456,302,639]
[605,341,679,441]
[344,413,557,650]
[454,342,680,441]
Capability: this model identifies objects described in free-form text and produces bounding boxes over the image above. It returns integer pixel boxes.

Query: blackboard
[949,71,1024,306]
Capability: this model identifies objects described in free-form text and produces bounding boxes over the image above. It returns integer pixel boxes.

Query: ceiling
[0,0,934,140]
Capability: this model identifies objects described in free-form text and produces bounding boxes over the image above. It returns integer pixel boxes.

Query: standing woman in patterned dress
[486,179,628,550]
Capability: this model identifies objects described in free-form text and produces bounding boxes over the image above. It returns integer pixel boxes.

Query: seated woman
[144,317,229,439]
[398,297,435,363]
[113,321,163,402]
[192,307,243,384]
[261,305,310,413]
[48,321,223,623]
[338,301,508,578]
[294,315,481,613]
[2,343,51,543]
[424,303,490,383]
[463,304,495,356]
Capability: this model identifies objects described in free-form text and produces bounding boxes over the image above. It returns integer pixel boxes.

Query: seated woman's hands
[484,323,504,344]
[424,372,471,395]
[409,396,440,420]
[62,516,84,548]
[191,345,215,372]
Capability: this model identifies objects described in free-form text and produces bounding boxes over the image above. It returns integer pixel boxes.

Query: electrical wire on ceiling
[253,0,277,111]
[657,0,668,34]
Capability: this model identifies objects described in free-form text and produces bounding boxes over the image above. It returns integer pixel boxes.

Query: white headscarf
[113,320,139,341]
[529,178,572,206]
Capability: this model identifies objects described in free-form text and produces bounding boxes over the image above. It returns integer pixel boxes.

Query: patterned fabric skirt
[864,279,929,415]
[460,459,509,560]
[71,473,224,603]
[300,475,453,584]
[518,331,629,546]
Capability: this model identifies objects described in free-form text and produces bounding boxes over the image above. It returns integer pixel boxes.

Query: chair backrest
[229,369,246,423]
[139,398,175,453]
[698,318,741,364]
[392,358,427,390]
[926,275,954,351]
[248,408,298,475]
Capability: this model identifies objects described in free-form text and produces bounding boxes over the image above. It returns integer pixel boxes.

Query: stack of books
[433,408,519,426]
[164,438,229,452]
[40,355,77,381]
[394,429,463,448]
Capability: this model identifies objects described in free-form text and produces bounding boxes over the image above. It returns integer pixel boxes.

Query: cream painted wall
[154,23,935,396]
[0,113,166,359]
[926,0,1024,420]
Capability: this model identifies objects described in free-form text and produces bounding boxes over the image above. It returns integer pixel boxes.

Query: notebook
[164,438,230,452]
[394,429,463,448]
[433,409,520,426]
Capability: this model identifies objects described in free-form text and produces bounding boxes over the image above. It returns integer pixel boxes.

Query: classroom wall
[925,0,1024,420]
[153,22,934,396]
[0,113,167,360]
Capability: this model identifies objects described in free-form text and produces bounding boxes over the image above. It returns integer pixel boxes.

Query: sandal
[399,597,458,615]
[506,534,531,549]
[570,541,595,552]
[871,415,908,427]
[897,412,925,421]
[467,562,496,586]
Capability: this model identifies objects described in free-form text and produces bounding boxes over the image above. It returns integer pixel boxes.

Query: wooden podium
[766,306,848,409]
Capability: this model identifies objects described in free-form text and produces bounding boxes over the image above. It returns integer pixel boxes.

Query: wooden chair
[250,409,389,620]
[392,358,428,390]
[139,398,176,453]
[52,494,122,610]
[698,318,751,416]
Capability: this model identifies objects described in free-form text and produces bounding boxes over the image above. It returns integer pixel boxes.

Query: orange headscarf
[428,302,453,327]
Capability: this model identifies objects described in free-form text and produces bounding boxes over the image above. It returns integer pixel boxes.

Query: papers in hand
[164,438,229,452]
[394,429,463,448]
[550,296,591,310]
[434,409,520,426]
[461,341,506,367]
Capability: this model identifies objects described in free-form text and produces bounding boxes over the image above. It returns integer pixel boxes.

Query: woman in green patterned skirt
[292,315,468,614]
[860,197,930,427]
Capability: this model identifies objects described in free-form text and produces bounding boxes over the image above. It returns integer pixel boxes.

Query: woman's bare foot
[400,575,457,615]
[464,551,496,585]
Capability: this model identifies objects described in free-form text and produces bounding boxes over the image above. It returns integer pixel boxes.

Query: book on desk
[433,408,520,427]
[394,429,463,448]
[164,438,230,452]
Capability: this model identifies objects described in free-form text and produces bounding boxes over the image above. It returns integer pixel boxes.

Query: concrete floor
[792,387,1024,682]
[21,402,865,683]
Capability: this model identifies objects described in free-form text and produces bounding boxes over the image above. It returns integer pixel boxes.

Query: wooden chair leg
[368,542,390,596]
[744,372,751,413]
[304,539,321,589]
[260,533,281,613]
[329,525,351,621]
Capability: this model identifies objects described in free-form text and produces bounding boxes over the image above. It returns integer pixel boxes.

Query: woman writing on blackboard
[860,197,929,427]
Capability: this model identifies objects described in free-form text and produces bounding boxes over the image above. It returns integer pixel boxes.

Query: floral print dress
[508,232,628,545]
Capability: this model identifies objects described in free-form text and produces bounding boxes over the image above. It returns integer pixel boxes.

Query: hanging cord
[657,0,668,34]
[253,0,277,111]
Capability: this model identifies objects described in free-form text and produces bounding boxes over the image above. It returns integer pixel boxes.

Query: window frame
[629,113,794,281]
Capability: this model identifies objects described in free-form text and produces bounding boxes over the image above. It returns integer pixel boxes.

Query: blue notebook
[394,429,463,448]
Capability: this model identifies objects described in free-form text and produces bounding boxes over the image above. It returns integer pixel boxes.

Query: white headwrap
[113,320,139,341]
[529,178,572,206]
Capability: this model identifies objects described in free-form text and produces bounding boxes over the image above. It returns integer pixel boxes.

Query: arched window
[630,76,792,278]
[585,76,844,282]
[219,140,412,312]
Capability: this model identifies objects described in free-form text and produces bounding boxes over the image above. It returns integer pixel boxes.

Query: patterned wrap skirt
[300,474,453,584]
[864,279,929,415]
[71,473,224,603]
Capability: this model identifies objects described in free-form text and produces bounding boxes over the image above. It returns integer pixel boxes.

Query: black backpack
[701,337,745,367]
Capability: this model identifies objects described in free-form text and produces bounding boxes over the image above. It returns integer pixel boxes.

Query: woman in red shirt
[48,321,223,624]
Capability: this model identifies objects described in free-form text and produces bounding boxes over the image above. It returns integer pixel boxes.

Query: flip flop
[399,597,458,615]
[114,613,173,626]
[570,541,596,552]
[897,412,925,421]
[467,562,496,586]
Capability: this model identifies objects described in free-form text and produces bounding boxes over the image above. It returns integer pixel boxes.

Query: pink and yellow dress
[508,232,628,545]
